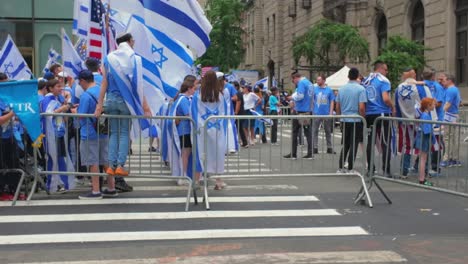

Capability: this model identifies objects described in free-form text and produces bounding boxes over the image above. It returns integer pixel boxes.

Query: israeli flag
[0,35,32,80]
[139,0,212,56]
[62,28,86,79]
[255,77,278,91]
[73,0,91,39]
[42,48,62,74]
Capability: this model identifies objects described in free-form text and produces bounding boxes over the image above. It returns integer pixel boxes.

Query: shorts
[80,138,109,166]
[242,110,255,128]
[179,134,192,148]
[414,133,431,153]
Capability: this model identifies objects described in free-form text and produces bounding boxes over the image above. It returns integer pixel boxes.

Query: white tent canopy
[326,66,350,90]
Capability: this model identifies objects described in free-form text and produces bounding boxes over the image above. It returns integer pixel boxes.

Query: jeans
[312,118,333,149]
[104,92,131,167]
[291,116,312,156]
[270,110,278,143]
[366,114,391,174]
[339,122,363,170]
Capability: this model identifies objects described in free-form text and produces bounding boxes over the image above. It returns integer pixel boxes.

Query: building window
[272,14,276,41]
[377,15,387,54]
[456,0,468,84]
[266,17,270,41]
[411,1,425,44]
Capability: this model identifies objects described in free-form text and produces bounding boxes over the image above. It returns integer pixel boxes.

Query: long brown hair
[201,71,220,102]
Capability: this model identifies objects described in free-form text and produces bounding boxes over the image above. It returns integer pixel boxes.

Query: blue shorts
[242,110,255,128]
[414,133,431,152]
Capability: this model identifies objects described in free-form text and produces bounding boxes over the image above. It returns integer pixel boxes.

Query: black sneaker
[283,154,297,160]
[102,189,118,197]
[78,192,103,200]
[326,148,336,154]
[302,154,314,159]
[115,180,133,192]
[313,148,318,154]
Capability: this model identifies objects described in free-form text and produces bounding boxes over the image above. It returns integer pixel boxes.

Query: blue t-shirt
[176,95,191,136]
[103,56,122,96]
[269,95,279,112]
[420,112,433,134]
[445,86,461,114]
[93,73,103,87]
[225,83,237,99]
[78,85,101,140]
[313,86,335,115]
[336,81,367,122]
[363,73,392,115]
[424,80,445,121]
[294,78,313,112]
[0,99,12,139]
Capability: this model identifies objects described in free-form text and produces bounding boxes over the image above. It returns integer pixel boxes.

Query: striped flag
[62,28,85,79]
[74,38,88,61]
[0,35,32,80]
[42,47,62,75]
[88,0,106,59]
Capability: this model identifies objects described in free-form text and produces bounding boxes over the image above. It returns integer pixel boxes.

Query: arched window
[457,0,468,85]
[377,15,387,54]
[411,1,425,44]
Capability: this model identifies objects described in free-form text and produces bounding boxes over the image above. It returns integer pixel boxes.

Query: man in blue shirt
[335,68,367,172]
[441,74,462,166]
[312,75,335,154]
[362,61,394,177]
[77,70,117,200]
[284,72,313,159]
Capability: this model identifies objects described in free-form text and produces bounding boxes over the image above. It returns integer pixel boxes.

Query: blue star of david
[109,8,117,16]
[152,45,168,69]
[3,62,14,78]
[398,85,414,101]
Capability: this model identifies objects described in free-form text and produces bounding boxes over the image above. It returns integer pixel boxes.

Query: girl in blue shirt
[414,98,436,186]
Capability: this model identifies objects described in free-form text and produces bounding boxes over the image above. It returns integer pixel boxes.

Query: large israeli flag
[137,0,212,56]
[127,16,194,98]
[73,0,91,39]
[42,47,62,75]
[0,80,42,144]
[62,28,86,79]
[0,35,32,80]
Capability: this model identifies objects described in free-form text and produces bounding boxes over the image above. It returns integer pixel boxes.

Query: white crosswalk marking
[0,152,404,264]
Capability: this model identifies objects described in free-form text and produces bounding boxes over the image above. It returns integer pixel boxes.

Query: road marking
[132,184,298,191]
[15,251,407,263]
[0,227,368,245]
[0,195,319,207]
[0,209,339,223]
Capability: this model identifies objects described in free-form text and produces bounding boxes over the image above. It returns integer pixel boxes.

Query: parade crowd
[0,33,463,200]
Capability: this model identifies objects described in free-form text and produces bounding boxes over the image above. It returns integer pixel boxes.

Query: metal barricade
[28,112,197,211]
[201,114,373,210]
[356,116,468,203]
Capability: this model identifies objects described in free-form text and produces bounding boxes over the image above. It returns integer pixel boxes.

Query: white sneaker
[177,179,190,186]
[336,169,348,174]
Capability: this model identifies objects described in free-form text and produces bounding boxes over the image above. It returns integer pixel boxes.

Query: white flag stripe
[0,196,319,207]
[0,209,339,223]
[72,0,91,39]
[0,227,368,245]
[61,28,85,79]
[14,251,407,264]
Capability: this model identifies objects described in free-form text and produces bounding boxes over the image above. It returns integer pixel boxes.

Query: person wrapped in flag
[190,71,228,190]
[217,72,239,153]
[168,80,197,185]
[41,79,76,193]
[94,33,152,177]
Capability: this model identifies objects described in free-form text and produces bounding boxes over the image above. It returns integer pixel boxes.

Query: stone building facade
[241,0,467,98]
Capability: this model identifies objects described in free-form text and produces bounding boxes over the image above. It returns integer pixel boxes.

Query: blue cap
[43,72,54,80]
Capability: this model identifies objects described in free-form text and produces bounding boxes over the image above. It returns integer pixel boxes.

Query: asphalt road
[1,126,468,264]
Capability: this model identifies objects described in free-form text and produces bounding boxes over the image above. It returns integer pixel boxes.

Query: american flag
[88,0,107,59]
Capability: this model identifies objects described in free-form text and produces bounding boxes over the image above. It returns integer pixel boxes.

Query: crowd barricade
[201,114,373,210]
[357,116,468,203]
[25,112,197,211]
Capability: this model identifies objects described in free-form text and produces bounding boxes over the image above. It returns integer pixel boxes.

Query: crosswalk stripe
[0,209,340,223]
[0,196,319,207]
[0,227,368,245]
[132,184,298,191]
[14,251,407,264]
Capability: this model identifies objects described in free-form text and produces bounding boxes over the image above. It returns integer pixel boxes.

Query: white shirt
[243,92,259,110]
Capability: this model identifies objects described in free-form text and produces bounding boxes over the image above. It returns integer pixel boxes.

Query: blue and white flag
[127,16,194,99]
[0,35,32,80]
[73,0,91,39]
[139,0,212,56]
[0,80,42,145]
[74,38,88,61]
[255,76,278,91]
[42,47,62,75]
[62,28,86,79]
